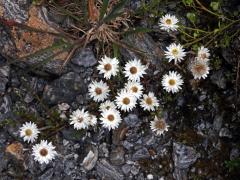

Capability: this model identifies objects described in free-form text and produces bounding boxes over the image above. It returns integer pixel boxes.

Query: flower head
[19,122,40,143]
[99,100,117,112]
[123,59,147,82]
[150,116,169,136]
[69,109,90,130]
[140,92,159,111]
[162,71,183,93]
[165,43,186,64]
[88,114,97,126]
[125,81,143,99]
[115,89,137,112]
[100,109,122,130]
[32,140,57,164]
[159,14,179,32]
[190,60,210,79]
[97,56,119,79]
[88,80,110,102]
[197,46,210,61]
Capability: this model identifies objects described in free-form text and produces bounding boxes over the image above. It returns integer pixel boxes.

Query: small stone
[82,149,98,171]
[124,114,141,127]
[122,164,131,175]
[219,128,232,138]
[110,146,125,166]
[147,174,154,179]
[71,48,97,68]
[132,147,150,161]
[130,165,139,175]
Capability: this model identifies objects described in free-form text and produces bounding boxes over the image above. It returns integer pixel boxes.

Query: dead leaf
[6,142,24,160]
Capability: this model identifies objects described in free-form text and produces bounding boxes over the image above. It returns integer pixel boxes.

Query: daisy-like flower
[115,89,137,112]
[19,122,40,143]
[88,80,110,102]
[165,43,186,64]
[125,81,143,99]
[140,92,159,111]
[150,116,169,136]
[88,114,97,126]
[159,14,179,32]
[100,109,122,130]
[32,140,57,164]
[99,100,117,112]
[123,59,147,82]
[162,71,183,93]
[197,46,210,61]
[69,109,90,130]
[190,60,210,79]
[97,56,119,79]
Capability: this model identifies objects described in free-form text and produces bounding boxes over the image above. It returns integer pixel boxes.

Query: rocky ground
[0,0,240,180]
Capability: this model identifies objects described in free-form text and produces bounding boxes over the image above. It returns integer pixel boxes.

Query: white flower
[140,92,159,111]
[32,140,57,164]
[58,103,70,111]
[99,100,117,112]
[125,81,143,99]
[197,46,210,61]
[162,71,183,93]
[69,109,90,130]
[97,56,119,79]
[19,122,40,143]
[165,43,186,64]
[123,59,147,82]
[88,114,97,126]
[115,89,137,112]
[190,60,210,79]
[88,80,110,102]
[100,109,122,130]
[159,14,179,32]
[150,116,169,136]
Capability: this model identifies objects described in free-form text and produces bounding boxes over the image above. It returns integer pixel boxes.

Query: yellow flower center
[166,19,172,25]
[122,97,130,105]
[95,87,102,95]
[168,79,176,86]
[130,67,138,74]
[107,114,115,121]
[25,129,32,136]
[155,120,166,130]
[171,48,179,56]
[77,117,84,123]
[131,86,138,93]
[145,97,153,105]
[40,148,48,157]
[104,63,112,71]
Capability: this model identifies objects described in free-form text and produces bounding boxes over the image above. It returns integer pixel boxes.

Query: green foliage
[186,12,197,24]
[210,2,220,11]
[182,0,193,6]
[225,158,240,172]
[99,0,110,20]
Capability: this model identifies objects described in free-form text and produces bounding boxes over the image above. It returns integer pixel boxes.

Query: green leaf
[210,2,220,11]
[123,27,152,36]
[186,12,196,24]
[102,0,128,23]
[182,0,193,6]
[99,0,109,20]
[112,43,120,59]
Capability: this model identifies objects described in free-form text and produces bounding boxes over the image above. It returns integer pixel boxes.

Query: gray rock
[219,128,232,138]
[132,147,150,161]
[121,164,131,175]
[110,146,125,166]
[124,114,141,127]
[172,142,199,169]
[0,65,10,93]
[0,26,16,58]
[210,70,226,89]
[130,165,140,175]
[230,148,239,160]
[71,48,97,68]
[123,141,134,150]
[213,113,223,131]
[96,159,124,180]
[1,0,30,23]
[43,72,87,105]
[0,95,12,115]
[82,147,98,171]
